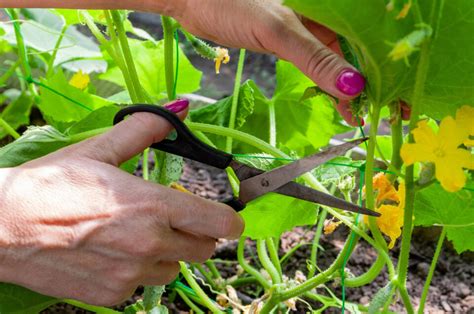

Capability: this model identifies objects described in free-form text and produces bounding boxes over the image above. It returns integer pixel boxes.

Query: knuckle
[305,46,341,81]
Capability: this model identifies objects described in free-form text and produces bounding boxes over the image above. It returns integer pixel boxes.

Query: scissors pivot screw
[261,178,270,187]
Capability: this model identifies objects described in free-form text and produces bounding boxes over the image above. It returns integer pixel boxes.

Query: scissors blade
[239,138,368,203]
[274,181,380,216]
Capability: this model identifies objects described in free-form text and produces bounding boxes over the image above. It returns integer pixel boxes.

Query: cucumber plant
[0,1,472,313]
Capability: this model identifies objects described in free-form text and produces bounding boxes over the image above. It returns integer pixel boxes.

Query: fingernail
[336,69,365,96]
[164,99,189,113]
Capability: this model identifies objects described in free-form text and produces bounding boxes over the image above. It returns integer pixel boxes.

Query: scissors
[114,105,380,217]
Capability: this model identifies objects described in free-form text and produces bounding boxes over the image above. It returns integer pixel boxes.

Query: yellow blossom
[214,47,230,74]
[396,0,412,19]
[400,114,474,192]
[323,219,342,235]
[455,105,474,147]
[69,70,90,90]
[170,182,192,194]
[365,181,405,249]
[371,173,399,204]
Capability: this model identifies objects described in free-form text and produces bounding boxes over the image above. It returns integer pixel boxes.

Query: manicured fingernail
[336,69,365,96]
[164,99,189,113]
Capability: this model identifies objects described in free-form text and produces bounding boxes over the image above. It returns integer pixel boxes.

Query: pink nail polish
[163,99,189,113]
[336,69,365,96]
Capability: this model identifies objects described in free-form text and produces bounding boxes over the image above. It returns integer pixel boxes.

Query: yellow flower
[69,70,90,90]
[396,0,412,19]
[364,179,405,249]
[372,173,399,204]
[401,114,474,192]
[375,183,405,249]
[455,105,474,147]
[170,182,192,194]
[323,219,342,235]
[214,47,230,74]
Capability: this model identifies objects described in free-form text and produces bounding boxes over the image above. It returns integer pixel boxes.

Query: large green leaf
[100,39,202,99]
[0,283,58,314]
[38,69,113,127]
[414,184,474,253]
[285,0,474,119]
[0,93,33,140]
[2,9,106,73]
[238,61,350,155]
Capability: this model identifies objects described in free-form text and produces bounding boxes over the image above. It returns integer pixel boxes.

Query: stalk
[265,237,282,278]
[397,3,443,312]
[225,49,246,153]
[110,10,146,103]
[205,260,223,280]
[268,100,276,147]
[0,118,20,139]
[388,102,403,180]
[142,148,150,181]
[308,207,326,278]
[162,16,176,100]
[46,24,68,77]
[365,105,389,251]
[418,227,446,313]
[176,288,205,314]
[257,239,281,284]
[237,237,271,289]
[194,263,218,290]
[179,262,224,313]
[344,255,385,287]
[63,299,120,314]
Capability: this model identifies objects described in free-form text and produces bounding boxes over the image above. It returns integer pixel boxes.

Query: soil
[43,160,474,314]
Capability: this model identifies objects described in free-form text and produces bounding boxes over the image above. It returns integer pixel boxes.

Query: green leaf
[0,283,58,314]
[100,39,202,100]
[414,184,474,253]
[238,61,350,155]
[0,93,33,140]
[67,105,119,135]
[3,9,106,73]
[143,286,166,312]
[241,193,318,239]
[189,80,255,149]
[368,282,394,314]
[284,0,474,119]
[312,156,364,185]
[38,69,113,127]
[151,150,184,187]
[0,126,71,168]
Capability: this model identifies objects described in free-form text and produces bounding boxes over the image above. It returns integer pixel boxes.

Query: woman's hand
[0,100,244,306]
[175,0,366,125]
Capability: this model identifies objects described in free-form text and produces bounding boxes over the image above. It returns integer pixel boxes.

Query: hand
[0,99,244,306]
[175,0,366,126]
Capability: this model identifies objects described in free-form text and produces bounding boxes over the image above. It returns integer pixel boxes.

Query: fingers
[159,187,245,240]
[335,100,365,127]
[78,99,190,166]
[158,229,217,263]
[141,261,180,286]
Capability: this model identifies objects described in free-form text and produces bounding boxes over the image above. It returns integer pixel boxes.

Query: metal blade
[275,181,380,216]
[238,138,368,203]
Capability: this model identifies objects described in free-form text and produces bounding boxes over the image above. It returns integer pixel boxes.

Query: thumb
[267,17,365,101]
[80,99,189,166]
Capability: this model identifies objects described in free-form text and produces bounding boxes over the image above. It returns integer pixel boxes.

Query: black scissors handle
[114,105,233,169]
[113,105,246,212]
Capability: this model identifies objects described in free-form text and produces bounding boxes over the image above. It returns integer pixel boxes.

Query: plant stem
[162,16,176,100]
[225,49,246,153]
[268,100,276,147]
[6,9,30,78]
[179,262,224,313]
[365,105,389,251]
[46,24,68,77]
[265,237,282,278]
[418,227,446,313]
[63,299,120,314]
[194,263,218,290]
[142,148,150,181]
[205,260,222,280]
[176,288,205,314]
[344,255,385,287]
[237,237,271,289]
[0,118,20,139]
[308,208,327,278]
[257,239,281,284]
[388,102,403,180]
[398,3,443,311]
[110,10,146,103]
